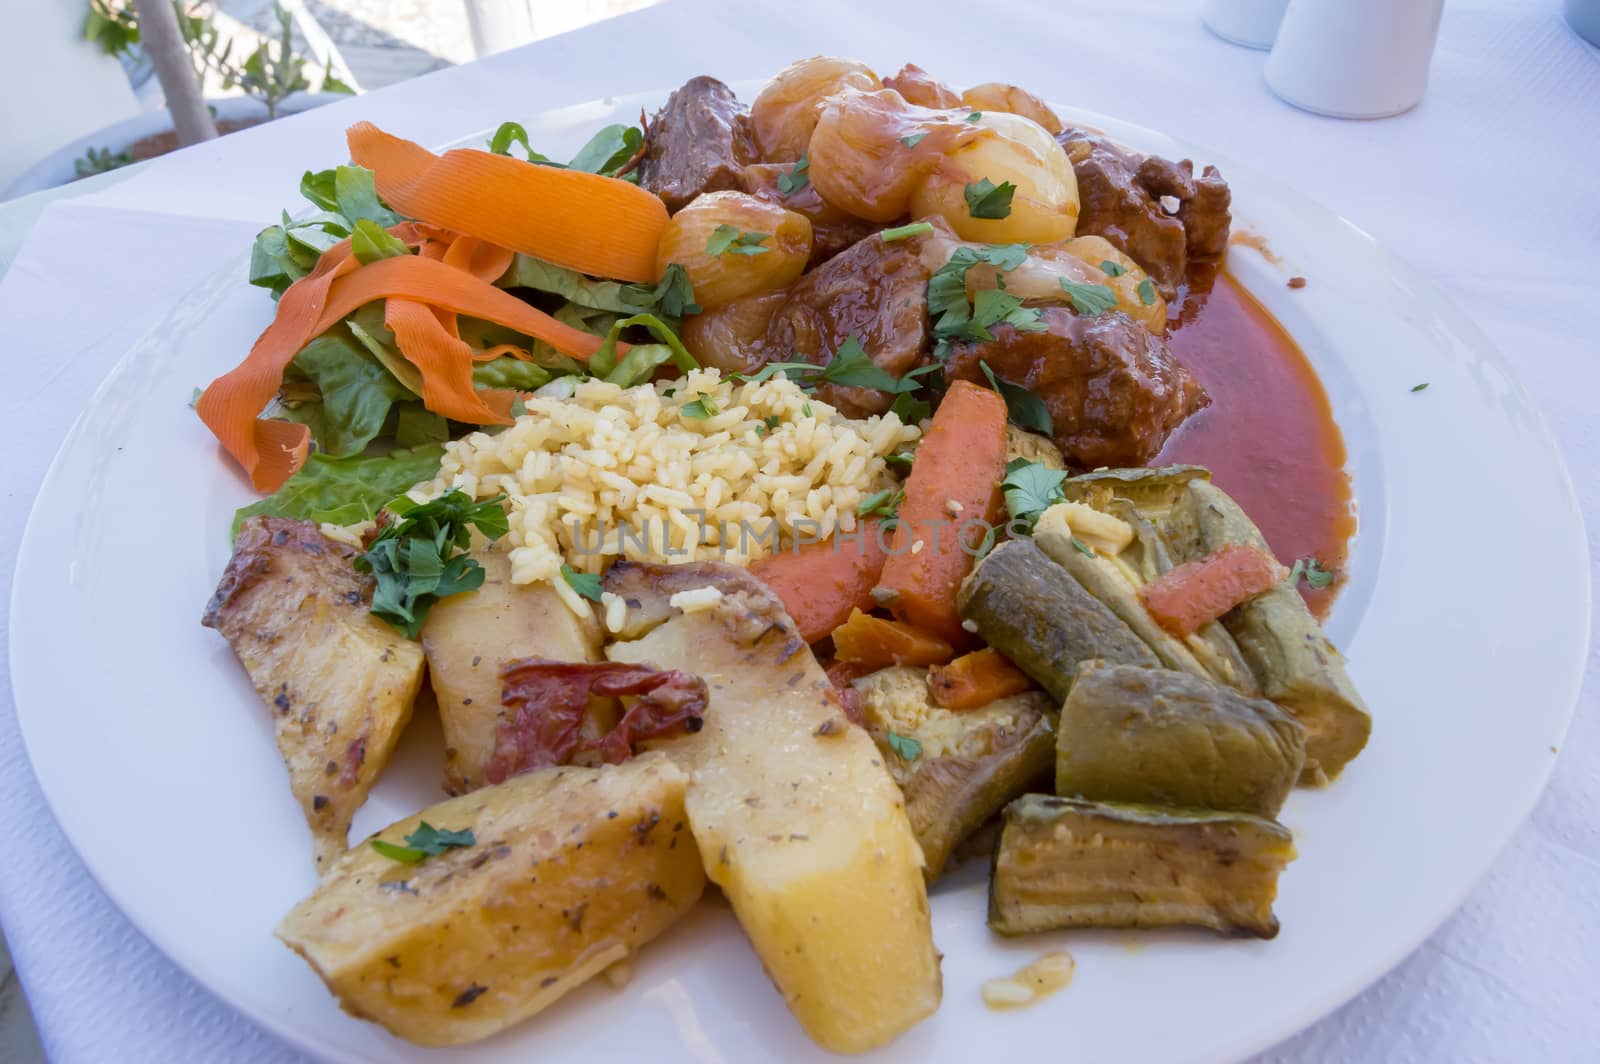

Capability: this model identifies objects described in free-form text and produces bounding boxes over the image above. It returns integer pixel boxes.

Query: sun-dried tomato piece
[486,660,708,783]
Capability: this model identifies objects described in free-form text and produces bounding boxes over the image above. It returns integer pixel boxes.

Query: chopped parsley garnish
[371,822,477,864]
[900,132,928,148]
[652,262,701,317]
[1001,457,1068,534]
[814,337,902,391]
[930,244,1030,312]
[980,360,1053,435]
[1070,536,1096,557]
[188,386,203,409]
[1289,557,1336,590]
[357,491,510,638]
[973,288,1048,335]
[560,563,604,602]
[880,221,935,243]
[1137,278,1157,305]
[965,111,983,123]
[732,360,821,385]
[823,339,942,392]
[763,415,782,432]
[885,729,923,761]
[681,392,720,419]
[1411,382,1430,393]
[926,244,1033,355]
[1059,278,1118,316]
[884,450,915,470]
[801,401,814,417]
[888,391,932,424]
[706,225,771,257]
[1100,260,1127,278]
[857,488,904,518]
[735,340,937,397]
[777,154,810,197]
[964,178,1016,220]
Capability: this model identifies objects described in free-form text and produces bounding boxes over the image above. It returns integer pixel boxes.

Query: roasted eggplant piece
[1062,464,1211,515]
[420,541,609,794]
[278,753,705,1047]
[203,517,423,871]
[958,538,1160,702]
[1106,497,1260,690]
[853,666,1056,881]
[988,795,1294,938]
[1003,424,1066,470]
[1171,480,1371,784]
[1034,502,1259,695]
[1056,663,1305,816]
[603,561,941,1054]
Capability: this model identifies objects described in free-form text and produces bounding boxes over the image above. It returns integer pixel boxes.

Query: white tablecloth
[1,1,1596,1059]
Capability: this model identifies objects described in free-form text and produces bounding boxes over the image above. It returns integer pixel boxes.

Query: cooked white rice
[412,368,920,616]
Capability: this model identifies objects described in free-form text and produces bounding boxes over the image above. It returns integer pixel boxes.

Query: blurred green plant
[83,1,354,120]
[73,145,137,177]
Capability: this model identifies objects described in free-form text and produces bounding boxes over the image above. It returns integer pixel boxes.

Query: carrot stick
[750,520,889,642]
[927,647,1035,710]
[831,609,955,669]
[878,380,1009,644]
[347,122,668,283]
[1141,543,1289,637]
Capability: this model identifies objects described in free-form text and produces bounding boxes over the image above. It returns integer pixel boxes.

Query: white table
[1,1,1596,1059]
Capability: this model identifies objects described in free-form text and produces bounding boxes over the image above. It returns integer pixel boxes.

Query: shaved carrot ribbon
[200,229,625,491]
[348,122,668,283]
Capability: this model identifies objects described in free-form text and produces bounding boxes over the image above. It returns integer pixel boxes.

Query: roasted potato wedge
[202,517,422,871]
[603,561,941,1053]
[277,753,704,1047]
[420,541,608,793]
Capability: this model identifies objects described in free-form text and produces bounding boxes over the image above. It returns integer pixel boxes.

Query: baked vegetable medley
[198,57,1368,1050]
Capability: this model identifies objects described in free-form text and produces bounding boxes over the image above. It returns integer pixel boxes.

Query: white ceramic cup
[1202,0,1290,50]
[1265,0,1446,118]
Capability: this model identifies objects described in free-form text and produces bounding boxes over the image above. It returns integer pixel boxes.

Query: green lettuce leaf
[472,357,555,391]
[497,255,659,315]
[567,124,644,177]
[393,404,451,448]
[231,445,445,539]
[587,314,699,385]
[288,332,415,457]
[249,165,400,297]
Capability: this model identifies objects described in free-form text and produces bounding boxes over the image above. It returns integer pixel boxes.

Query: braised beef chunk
[1183,164,1232,259]
[946,308,1208,468]
[1056,127,1232,300]
[764,227,937,418]
[639,76,757,212]
[742,163,882,267]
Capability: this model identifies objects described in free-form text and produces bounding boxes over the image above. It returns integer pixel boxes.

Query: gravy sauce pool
[1159,272,1355,618]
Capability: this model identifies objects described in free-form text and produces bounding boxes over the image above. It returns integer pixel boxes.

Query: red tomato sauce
[1159,273,1355,618]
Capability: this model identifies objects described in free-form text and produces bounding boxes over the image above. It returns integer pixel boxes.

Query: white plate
[8,90,1590,1063]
